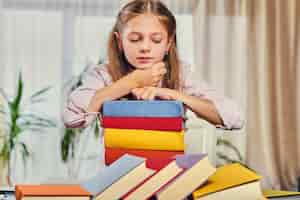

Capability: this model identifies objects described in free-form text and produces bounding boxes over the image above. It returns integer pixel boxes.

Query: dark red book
[121,157,177,199]
[105,147,184,166]
[102,116,183,131]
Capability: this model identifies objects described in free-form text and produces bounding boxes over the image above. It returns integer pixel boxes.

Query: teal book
[80,154,147,199]
[102,100,184,117]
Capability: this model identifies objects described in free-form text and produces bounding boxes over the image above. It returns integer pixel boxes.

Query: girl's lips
[136,57,154,64]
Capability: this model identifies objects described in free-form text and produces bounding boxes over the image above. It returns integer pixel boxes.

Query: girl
[63,0,244,131]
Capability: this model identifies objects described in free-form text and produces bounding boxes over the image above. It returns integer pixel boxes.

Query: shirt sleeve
[180,62,245,130]
[62,64,112,128]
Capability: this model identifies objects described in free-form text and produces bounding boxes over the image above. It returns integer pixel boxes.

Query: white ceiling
[2,0,198,15]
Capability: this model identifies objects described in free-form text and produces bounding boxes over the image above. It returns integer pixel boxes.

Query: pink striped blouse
[63,62,244,130]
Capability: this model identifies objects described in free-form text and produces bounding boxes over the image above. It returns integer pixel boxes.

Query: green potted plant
[60,61,103,179]
[0,72,56,185]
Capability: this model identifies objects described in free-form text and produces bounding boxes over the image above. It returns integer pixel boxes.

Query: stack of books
[14,100,270,199]
[15,154,216,200]
[15,154,271,200]
[102,100,186,165]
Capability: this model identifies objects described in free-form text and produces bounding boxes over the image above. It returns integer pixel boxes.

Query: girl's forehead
[123,13,168,35]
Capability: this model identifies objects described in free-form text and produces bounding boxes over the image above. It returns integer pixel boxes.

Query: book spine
[105,148,183,166]
[104,129,184,151]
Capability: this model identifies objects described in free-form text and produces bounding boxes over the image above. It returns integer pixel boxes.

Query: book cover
[124,154,210,200]
[94,160,155,200]
[81,154,145,199]
[102,116,183,131]
[263,189,300,198]
[102,100,184,117]
[105,147,183,165]
[192,163,262,199]
[15,185,91,200]
[155,155,216,200]
[196,181,264,200]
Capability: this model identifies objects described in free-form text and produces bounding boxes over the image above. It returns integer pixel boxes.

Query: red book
[102,116,183,131]
[122,157,177,199]
[105,147,184,165]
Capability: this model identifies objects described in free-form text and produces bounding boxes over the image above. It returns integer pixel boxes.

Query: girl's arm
[132,61,244,130]
[86,72,139,113]
[132,87,223,126]
[63,63,166,128]
[179,62,244,130]
[171,91,223,126]
[87,62,166,113]
[132,86,243,129]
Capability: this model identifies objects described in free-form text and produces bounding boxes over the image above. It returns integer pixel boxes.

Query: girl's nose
[140,40,151,53]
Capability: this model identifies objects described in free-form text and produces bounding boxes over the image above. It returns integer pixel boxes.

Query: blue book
[102,100,184,117]
[80,154,146,199]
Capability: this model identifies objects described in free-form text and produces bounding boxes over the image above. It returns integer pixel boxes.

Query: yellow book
[263,189,300,198]
[196,181,264,200]
[104,128,184,151]
[192,163,262,199]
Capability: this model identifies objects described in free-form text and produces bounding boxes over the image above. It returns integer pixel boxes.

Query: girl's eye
[129,38,140,42]
[152,39,162,44]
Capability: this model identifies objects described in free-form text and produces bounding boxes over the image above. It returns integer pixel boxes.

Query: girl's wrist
[167,89,183,101]
[127,70,141,88]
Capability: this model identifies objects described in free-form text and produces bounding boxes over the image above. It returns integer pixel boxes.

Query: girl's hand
[131,87,177,100]
[130,62,167,88]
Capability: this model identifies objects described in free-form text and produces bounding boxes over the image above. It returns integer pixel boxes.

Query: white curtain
[0,0,195,184]
[193,0,248,166]
[193,0,300,190]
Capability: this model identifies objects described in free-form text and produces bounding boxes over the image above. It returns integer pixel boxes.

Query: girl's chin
[133,62,154,69]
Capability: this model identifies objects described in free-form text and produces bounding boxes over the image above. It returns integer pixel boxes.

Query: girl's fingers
[159,68,167,75]
[141,88,151,100]
[132,88,145,99]
[148,89,156,100]
[151,79,160,86]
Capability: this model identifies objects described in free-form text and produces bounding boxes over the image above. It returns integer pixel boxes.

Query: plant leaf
[216,152,240,164]
[12,72,23,109]
[94,120,100,138]
[25,98,47,106]
[19,121,54,129]
[217,138,243,161]
[20,114,56,128]
[19,142,30,166]
[22,127,45,133]
[29,86,52,100]
[0,141,10,165]
[61,128,78,162]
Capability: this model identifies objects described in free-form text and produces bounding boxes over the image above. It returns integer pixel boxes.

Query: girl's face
[116,13,172,69]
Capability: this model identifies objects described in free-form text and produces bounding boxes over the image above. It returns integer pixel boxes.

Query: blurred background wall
[0,0,299,191]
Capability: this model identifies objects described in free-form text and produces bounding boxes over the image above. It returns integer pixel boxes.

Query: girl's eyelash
[130,39,140,42]
[129,38,162,43]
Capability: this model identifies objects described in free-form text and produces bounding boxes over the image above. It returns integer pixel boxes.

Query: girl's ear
[114,31,123,51]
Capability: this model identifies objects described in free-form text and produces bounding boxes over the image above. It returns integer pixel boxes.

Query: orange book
[15,185,91,200]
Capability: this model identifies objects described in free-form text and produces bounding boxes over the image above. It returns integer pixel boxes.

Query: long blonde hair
[107,0,181,90]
